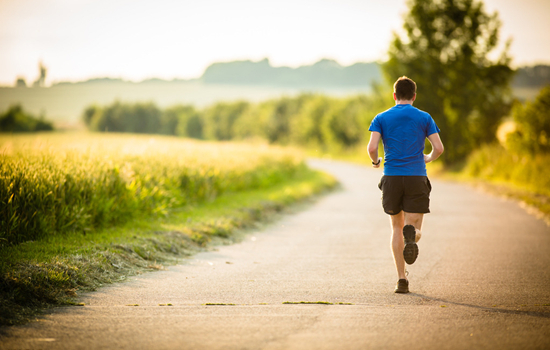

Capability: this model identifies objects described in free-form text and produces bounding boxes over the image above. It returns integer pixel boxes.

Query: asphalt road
[1,159,549,350]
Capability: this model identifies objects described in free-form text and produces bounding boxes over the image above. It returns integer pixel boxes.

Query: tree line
[83,79,548,166]
[83,90,393,151]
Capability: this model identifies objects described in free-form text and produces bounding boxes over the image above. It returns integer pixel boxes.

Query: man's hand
[425,133,444,164]
[372,157,382,168]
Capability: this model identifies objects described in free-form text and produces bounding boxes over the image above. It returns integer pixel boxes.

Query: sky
[1,0,549,85]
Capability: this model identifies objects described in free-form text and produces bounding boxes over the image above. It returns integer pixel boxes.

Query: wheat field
[0,132,304,246]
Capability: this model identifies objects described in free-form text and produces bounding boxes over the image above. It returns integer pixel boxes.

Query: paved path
[1,159,549,350]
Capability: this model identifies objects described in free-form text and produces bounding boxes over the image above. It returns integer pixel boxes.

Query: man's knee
[404,212,423,227]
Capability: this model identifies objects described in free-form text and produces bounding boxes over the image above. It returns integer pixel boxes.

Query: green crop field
[0,132,307,246]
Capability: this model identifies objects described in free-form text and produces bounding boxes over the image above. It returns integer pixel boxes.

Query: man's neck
[395,100,414,105]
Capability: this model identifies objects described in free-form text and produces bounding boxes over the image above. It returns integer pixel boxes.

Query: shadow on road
[408,293,550,319]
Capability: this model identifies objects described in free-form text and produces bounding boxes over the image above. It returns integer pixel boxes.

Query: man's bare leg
[401,212,424,265]
[404,212,424,242]
[390,211,407,280]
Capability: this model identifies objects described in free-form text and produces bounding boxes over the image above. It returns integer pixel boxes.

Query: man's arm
[368,131,382,168]
[425,133,444,163]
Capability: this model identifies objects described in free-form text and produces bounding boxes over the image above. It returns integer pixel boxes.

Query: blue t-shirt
[369,104,440,176]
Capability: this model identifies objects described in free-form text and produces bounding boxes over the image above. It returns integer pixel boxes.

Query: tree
[383,0,514,163]
[264,95,312,144]
[127,103,161,134]
[15,77,27,88]
[172,105,203,139]
[232,101,270,141]
[202,101,249,141]
[82,105,100,127]
[87,102,161,134]
[289,95,331,147]
[33,62,47,87]
[321,95,382,149]
[507,85,550,154]
[0,105,53,132]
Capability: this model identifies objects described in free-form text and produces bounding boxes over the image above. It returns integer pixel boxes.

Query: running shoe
[403,224,419,264]
[394,279,409,293]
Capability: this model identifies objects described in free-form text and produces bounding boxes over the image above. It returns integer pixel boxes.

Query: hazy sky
[1,0,549,85]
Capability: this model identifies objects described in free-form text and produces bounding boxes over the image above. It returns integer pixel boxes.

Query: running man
[367,76,444,294]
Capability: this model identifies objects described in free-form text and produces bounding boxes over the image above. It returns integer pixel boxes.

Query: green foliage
[232,92,392,151]
[464,143,550,197]
[232,101,272,140]
[82,105,100,127]
[82,92,394,153]
[290,95,331,147]
[383,0,514,164]
[202,101,249,140]
[320,95,378,148]
[159,106,179,135]
[0,105,54,132]
[0,134,303,246]
[175,105,203,139]
[461,87,550,218]
[262,96,311,144]
[507,85,550,154]
[88,101,161,133]
[160,105,203,138]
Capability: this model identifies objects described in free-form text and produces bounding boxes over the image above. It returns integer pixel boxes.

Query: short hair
[393,76,417,100]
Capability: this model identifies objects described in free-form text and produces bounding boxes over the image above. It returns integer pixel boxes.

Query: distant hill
[512,65,550,87]
[201,58,382,87]
[49,59,383,88]
[53,77,196,86]
[39,61,550,89]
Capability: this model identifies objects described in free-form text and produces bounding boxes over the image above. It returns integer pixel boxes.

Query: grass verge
[0,167,336,326]
[446,144,550,224]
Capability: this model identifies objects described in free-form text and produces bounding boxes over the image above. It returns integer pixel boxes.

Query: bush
[289,95,332,147]
[202,101,249,140]
[465,143,550,197]
[0,105,54,132]
[87,101,161,134]
[507,85,550,154]
[174,105,204,139]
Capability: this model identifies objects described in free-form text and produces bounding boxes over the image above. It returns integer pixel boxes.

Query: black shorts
[378,176,432,215]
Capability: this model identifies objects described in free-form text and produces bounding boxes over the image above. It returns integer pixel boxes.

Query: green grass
[451,144,550,221]
[462,144,550,196]
[0,165,336,326]
[282,301,346,305]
